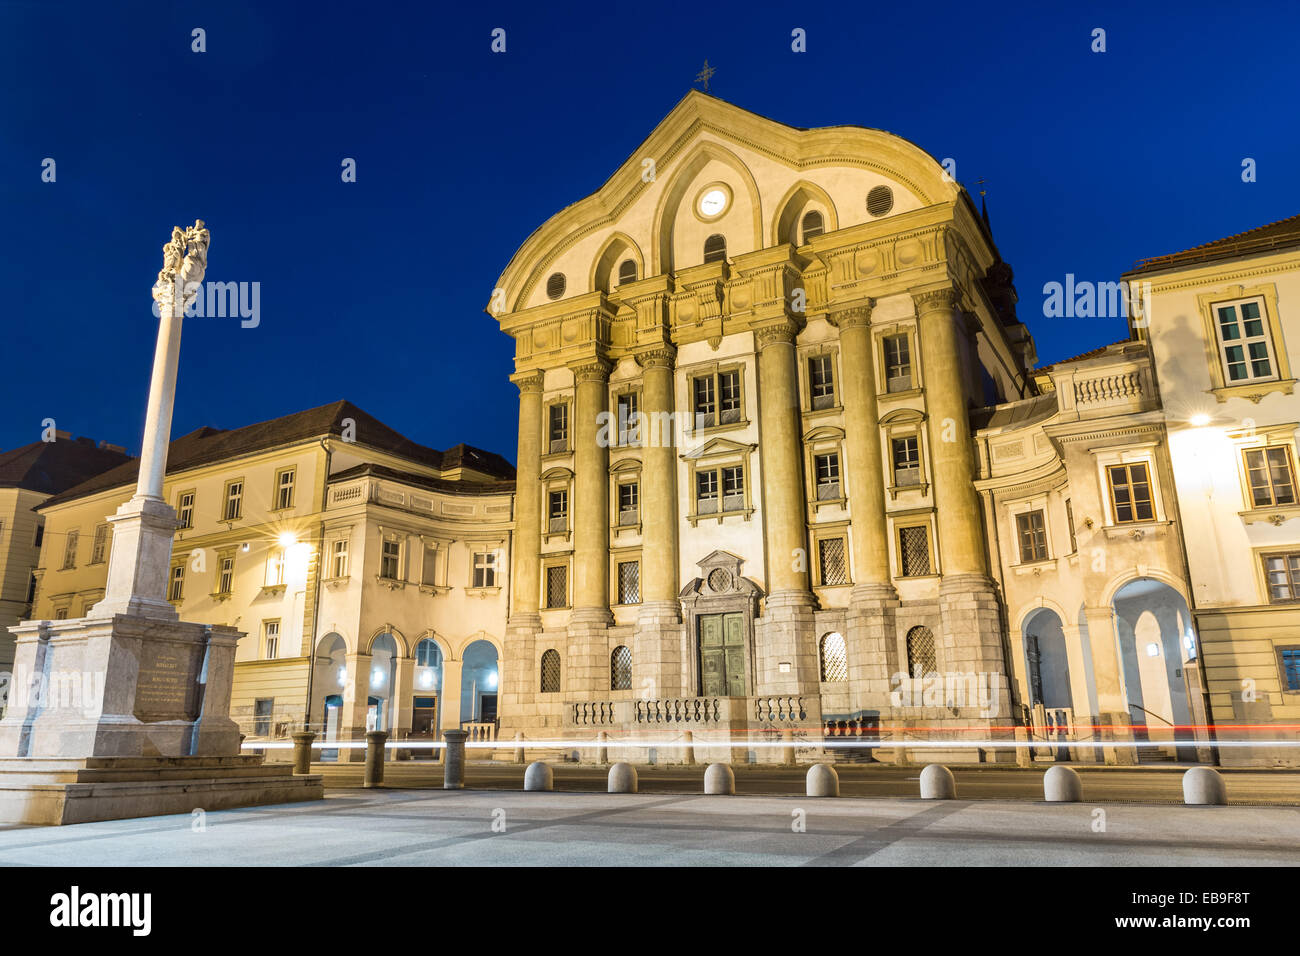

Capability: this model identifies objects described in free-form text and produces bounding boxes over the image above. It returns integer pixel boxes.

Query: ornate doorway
[699,612,746,696]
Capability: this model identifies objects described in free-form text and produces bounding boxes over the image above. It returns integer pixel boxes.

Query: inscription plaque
[134,641,203,722]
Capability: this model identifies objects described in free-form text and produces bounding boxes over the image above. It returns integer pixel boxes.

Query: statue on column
[153,219,210,317]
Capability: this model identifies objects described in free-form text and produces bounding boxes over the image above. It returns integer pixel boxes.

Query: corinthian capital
[753,319,800,350]
[829,299,875,331]
[635,346,677,370]
[569,358,612,383]
[912,287,960,314]
[511,370,545,394]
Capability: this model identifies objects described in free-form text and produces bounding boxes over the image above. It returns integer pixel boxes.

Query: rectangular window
[263,621,280,659]
[692,370,742,428]
[1215,299,1275,383]
[617,560,641,604]
[275,468,296,510]
[696,469,719,514]
[548,489,568,533]
[1243,446,1297,508]
[695,467,745,514]
[1066,498,1077,553]
[809,355,835,409]
[331,538,349,578]
[168,563,185,601]
[546,565,568,609]
[217,555,234,595]
[718,370,742,424]
[548,403,569,453]
[1263,552,1300,603]
[616,392,640,446]
[722,466,745,512]
[177,491,194,529]
[55,607,68,620]
[814,452,841,500]
[1108,462,1155,523]
[692,375,716,429]
[253,698,273,737]
[380,539,400,580]
[892,436,921,487]
[1016,510,1049,563]
[62,530,79,570]
[618,482,639,525]
[898,526,932,577]
[473,551,497,588]
[90,524,108,564]
[1281,647,1300,692]
[224,481,243,521]
[818,537,848,586]
[33,521,43,548]
[422,544,439,586]
[266,549,285,587]
[883,334,913,392]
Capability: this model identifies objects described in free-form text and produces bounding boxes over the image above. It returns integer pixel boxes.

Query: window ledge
[612,522,642,536]
[810,496,847,511]
[1012,559,1057,577]
[895,573,940,581]
[465,586,502,599]
[541,450,572,462]
[1240,506,1300,526]
[1210,378,1296,404]
[209,591,233,602]
[375,577,406,591]
[802,404,843,420]
[544,530,572,544]
[259,584,287,597]
[418,582,451,595]
[878,387,923,402]
[687,507,754,527]
[684,419,751,439]
[1100,520,1171,540]
[888,482,930,500]
[323,575,351,591]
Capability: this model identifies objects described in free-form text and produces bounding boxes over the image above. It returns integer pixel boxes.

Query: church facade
[491,93,1044,762]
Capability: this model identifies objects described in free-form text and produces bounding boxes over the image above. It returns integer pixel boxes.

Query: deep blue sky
[2,1,1297,464]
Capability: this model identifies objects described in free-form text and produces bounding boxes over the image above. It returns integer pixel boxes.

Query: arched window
[617,259,637,285]
[610,645,632,690]
[801,210,824,243]
[703,234,727,264]
[540,649,561,693]
[415,638,440,668]
[819,632,847,682]
[906,625,937,677]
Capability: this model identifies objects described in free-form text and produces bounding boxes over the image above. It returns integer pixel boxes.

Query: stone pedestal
[634,601,683,699]
[88,497,182,622]
[846,583,900,711]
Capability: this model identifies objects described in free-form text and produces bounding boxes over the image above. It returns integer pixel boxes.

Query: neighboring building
[489,92,1040,761]
[1125,215,1300,767]
[30,401,515,753]
[975,341,1208,763]
[0,435,130,671]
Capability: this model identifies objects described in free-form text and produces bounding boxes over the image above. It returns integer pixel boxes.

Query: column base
[846,582,900,710]
[635,602,684,699]
[756,589,818,695]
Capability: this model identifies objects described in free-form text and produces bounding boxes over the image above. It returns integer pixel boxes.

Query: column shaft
[638,350,679,604]
[509,372,544,620]
[571,360,612,612]
[756,322,810,596]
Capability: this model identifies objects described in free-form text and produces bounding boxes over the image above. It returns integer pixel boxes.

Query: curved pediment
[879,407,927,426]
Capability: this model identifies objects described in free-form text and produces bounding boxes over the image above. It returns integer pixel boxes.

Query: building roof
[1035,338,1137,370]
[37,400,514,510]
[0,437,132,496]
[329,462,515,497]
[1126,213,1300,276]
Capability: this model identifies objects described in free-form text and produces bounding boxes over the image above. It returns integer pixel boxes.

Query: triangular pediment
[680,436,756,461]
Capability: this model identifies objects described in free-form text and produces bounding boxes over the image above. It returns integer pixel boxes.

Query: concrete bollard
[608,762,638,793]
[442,729,468,790]
[597,731,609,765]
[1183,767,1227,806]
[781,728,795,766]
[919,764,957,800]
[704,762,735,795]
[523,761,553,792]
[291,731,316,775]
[806,763,839,797]
[513,732,525,764]
[682,730,696,766]
[363,731,388,788]
[1043,765,1082,802]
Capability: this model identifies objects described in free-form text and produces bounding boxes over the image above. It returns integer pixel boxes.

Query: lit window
[177,491,194,529]
[266,548,286,586]
[331,538,349,578]
[1016,510,1049,563]
[1243,446,1297,508]
[1214,298,1275,384]
[1107,462,1155,523]
[224,481,243,521]
[275,469,296,510]
[819,632,847,682]
[217,555,234,595]
[263,620,280,659]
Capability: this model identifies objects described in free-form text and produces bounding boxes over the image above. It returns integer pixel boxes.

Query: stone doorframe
[678,550,763,698]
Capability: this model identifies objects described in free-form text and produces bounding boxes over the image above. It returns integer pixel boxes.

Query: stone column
[913,287,1010,736]
[635,346,683,698]
[1082,605,1135,765]
[833,301,900,710]
[502,370,544,739]
[754,321,817,695]
[568,358,613,694]
[342,651,372,761]
[440,655,464,735]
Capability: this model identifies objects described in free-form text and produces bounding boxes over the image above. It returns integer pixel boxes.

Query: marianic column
[754,320,818,696]
[913,287,1010,725]
[831,300,900,708]
[568,358,613,693]
[634,347,683,697]
[501,369,544,734]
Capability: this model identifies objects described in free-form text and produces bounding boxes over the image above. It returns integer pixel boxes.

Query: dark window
[814,453,841,500]
[883,334,912,392]
[721,466,745,512]
[809,354,835,409]
[546,272,566,300]
[696,470,719,514]
[253,698,274,737]
[617,259,637,285]
[545,566,567,609]
[617,561,640,605]
[867,185,894,217]
[618,482,638,525]
[548,490,568,533]
[1281,647,1300,691]
[1108,462,1155,523]
[801,210,824,243]
[1016,510,1049,563]
[1263,553,1300,603]
[540,649,561,693]
[898,526,931,577]
[892,436,921,487]
[818,538,848,586]
[718,370,741,423]
[703,234,726,264]
[906,626,936,677]
[616,392,640,446]
[548,403,568,453]
[1066,498,1077,553]
[1244,446,1297,508]
[611,645,633,690]
[380,540,400,579]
